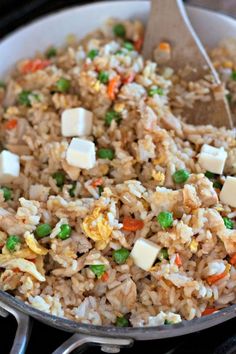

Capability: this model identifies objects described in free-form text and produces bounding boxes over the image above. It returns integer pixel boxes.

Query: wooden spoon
[142,0,233,128]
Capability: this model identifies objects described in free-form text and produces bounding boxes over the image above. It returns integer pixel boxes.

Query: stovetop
[0,1,236,353]
[1,313,236,353]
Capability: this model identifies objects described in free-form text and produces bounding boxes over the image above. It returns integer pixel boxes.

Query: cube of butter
[130,238,161,271]
[66,138,96,169]
[0,150,20,183]
[198,144,227,175]
[61,107,93,137]
[220,176,236,207]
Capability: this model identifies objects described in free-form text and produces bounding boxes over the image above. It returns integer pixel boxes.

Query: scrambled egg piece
[2,246,37,260]
[91,80,101,92]
[152,170,165,185]
[82,207,113,250]
[190,239,198,254]
[0,256,45,282]
[153,156,166,166]
[24,232,48,256]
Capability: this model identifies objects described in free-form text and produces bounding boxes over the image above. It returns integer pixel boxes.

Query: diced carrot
[91,178,103,188]
[134,37,144,52]
[229,253,236,265]
[122,216,144,231]
[122,72,136,84]
[159,42,171,52]
[202,308,217,316]
[21,59,50,74]
[101,272,109,282]
[13,268,20,273]
[107,76,120,100]
[5,118,18,130]
[206,271,227,285]
[175,253,182,266]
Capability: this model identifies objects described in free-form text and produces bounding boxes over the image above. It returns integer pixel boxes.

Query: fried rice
[0,18,236,327]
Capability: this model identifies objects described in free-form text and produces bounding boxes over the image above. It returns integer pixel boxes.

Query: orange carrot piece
[101,272,109,282]
[122,72,135,84]
[108,76,120,100]
[206,271,227,285]
[202,308,217,316]
[5,118,17,130]
[122,216,144,231]
[21,59,50,74]
[175,253,182,266]
[159,42,171,52]
[91,178,103,188]
[229,253,236,265]
[134,37,144,52]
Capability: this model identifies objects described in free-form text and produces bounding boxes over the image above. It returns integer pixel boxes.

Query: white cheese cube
[61,107,93,137]
[130,238,161,271]
[0,150,20,183]
[66,138,96,169]
[198,144,227,175]
[220,176,236,207]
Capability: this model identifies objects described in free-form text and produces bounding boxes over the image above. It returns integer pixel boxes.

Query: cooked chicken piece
[205,209,225,234]
[3,80,21,107]
[29,184,50,202]
[161,111,183,137]
[0,269,22,291]
[106,278,137,314]
[183,184,201,210]
[61,159,81,181]
[72,233,92,254]
[0,209,28,235]
[6,144,31,156]
[150,187,182,215]
[196,177,218,207]
[218,229,236,255]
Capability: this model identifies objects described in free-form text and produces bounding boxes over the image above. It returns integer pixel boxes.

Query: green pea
[115,50,124,55]
[172,169,190,184]
[69,182,76,197]
[164,320,174,325]
[89,264,106,278]
[36,224,52,238]
[18,90,32,106]
[46,47,57,58]
[57,224,72,240]
[55,78,70,92]
[113,24,126,38]
[115,316,129,327]
[213,181,223,190]
[98,71,109,84]
[98,185,104,196]
[205,171,216,180]
[52,171,65,187]
[113,248,130,264]
[1,187,12,201]
[105,111,121,126]
[231,70,236,81]
[148,87,164,97]
[158,247,169,261]
[97,148,115,160]
[6,235,21,252]
[87,49,99,60]
[223,217,234,230]
[123,41,134,51]
[157,211,173,229]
